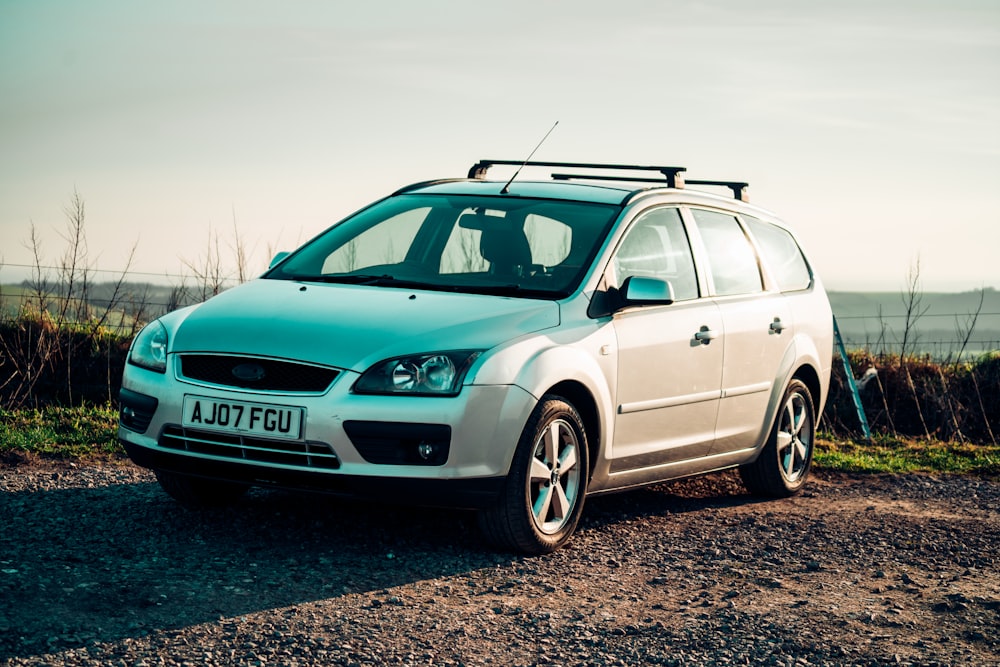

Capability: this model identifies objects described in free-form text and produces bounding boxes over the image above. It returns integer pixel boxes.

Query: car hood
[169,279,560,371]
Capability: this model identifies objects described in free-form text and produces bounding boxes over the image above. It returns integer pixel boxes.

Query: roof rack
[467,159,749,201]
[468,160,686,188]
[685,179,749,202]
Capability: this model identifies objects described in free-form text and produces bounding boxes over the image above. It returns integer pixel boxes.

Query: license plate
[182,396,304,440]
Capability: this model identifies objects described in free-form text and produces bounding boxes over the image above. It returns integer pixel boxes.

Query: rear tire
[740,379,815,497]
[478,396,589,555]
[154,469,248,508]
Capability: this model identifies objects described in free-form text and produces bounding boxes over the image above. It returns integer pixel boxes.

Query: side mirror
[620,276,675,308]
[268,251,291,269]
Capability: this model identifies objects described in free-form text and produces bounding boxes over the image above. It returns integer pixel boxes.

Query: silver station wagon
[119,160,833,554]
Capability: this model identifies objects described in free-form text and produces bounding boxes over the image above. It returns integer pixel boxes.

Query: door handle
[694,326,718,345]
[769,318,786,334]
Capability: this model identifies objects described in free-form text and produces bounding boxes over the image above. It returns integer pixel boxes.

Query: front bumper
[122,438,505,509]
[119,365,537,509]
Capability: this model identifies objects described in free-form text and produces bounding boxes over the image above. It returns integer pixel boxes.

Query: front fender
[471,327,617,472]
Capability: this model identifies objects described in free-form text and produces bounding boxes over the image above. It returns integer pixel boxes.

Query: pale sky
[1,0,998,292]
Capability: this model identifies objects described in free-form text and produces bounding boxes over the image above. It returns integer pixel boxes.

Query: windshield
[267,194,621,298]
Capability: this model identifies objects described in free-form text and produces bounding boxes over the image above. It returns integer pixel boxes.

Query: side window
[322,207,426,273]
[613,207,699,301]
[743,216,812,292]
[690,208,763,297]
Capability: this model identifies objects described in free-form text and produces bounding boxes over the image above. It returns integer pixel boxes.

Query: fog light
[417,442,436,460]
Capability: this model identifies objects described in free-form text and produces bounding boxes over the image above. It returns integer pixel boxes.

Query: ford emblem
[232,362,266,382]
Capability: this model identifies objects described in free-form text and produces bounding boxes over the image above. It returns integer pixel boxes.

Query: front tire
[740,379,815,497]
[478,396,589,555]
[154,469,249,508]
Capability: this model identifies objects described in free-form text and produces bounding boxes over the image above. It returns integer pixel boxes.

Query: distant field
[0,281,177,333]
[0,284,33,315]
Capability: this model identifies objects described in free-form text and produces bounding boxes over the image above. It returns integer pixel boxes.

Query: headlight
[354,351,481,396]
[128,321,168,373]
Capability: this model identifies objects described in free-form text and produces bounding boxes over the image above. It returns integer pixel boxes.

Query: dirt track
[1,461,998,666]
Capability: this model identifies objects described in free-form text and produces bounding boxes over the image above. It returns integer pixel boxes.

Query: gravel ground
[1,459,998,666]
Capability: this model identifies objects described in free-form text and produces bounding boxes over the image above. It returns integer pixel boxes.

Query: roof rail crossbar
[685,179,750,202]
[551,173,672,184]
[468,159,686,188]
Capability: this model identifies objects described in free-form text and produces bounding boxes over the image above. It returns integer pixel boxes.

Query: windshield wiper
[286,274,394,285]
[465,284,540,296]
[284,274,553,297]
[289,274,454,290]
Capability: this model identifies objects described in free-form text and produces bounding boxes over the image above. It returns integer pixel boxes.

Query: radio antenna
[500,120,559,194]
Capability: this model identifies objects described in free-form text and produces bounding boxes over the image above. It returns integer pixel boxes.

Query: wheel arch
[792,362,823,417]
[544,380,602,478]
[752,338,827,462]
[785,330,832,419]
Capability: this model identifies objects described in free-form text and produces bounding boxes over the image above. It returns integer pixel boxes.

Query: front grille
[159,425,340,470]
[179,355,338,392]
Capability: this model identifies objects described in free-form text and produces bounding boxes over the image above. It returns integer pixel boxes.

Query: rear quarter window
[743,216,812,292]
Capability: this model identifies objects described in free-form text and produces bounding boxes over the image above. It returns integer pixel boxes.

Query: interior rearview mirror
[269,251,291,269]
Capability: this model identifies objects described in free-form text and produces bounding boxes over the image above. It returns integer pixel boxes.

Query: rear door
[686,208,794,455]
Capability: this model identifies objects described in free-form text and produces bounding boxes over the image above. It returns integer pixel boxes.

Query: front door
[612,301,724,470]
[608,207,724,471]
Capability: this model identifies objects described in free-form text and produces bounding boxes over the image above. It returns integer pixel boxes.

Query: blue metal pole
[833,316,872,441]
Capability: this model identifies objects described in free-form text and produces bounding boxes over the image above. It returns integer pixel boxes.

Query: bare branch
[952,287,985,369]
[897,256,930,366]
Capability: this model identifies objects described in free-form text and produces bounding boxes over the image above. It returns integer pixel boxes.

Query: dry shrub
[0,319,130,408]
[825,351,999,445]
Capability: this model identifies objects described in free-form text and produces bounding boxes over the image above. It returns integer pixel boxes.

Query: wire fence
[836,314,1000,360]
[0,261,252,285]
[0,261,249,291]
[3,261,999,358]
[0,259,249,329]
[2,261,999,439]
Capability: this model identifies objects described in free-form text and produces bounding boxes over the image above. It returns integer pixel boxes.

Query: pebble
[0,464,997,665]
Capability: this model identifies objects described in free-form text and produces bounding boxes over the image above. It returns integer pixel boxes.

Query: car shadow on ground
[0,470,758,659]
[581,470,769,528]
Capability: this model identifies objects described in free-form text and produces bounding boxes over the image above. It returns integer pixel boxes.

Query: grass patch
[0,404,124,461]
[2,405,999,476]
[816,434,1000,476]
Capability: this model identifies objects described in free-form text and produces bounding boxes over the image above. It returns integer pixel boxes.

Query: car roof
[393,159,784,223]
[397,178,785,225]
[398,179,636,205]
